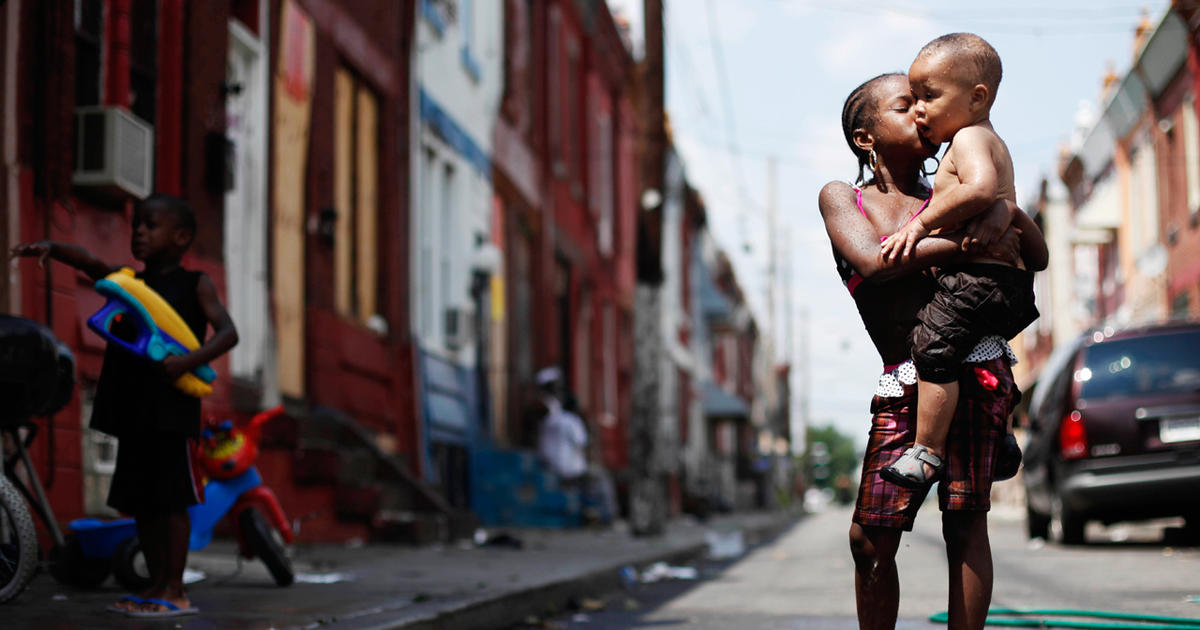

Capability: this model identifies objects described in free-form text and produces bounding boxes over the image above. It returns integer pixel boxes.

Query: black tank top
[90,267,206,438]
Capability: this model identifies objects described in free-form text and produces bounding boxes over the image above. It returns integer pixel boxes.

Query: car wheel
[1180,513,1200,544]
[1025,500,1049,540]
[1051,495,1085,545]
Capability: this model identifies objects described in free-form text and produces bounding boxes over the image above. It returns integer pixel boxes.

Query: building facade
[1022,5,1199,386]
[2,0,777,545]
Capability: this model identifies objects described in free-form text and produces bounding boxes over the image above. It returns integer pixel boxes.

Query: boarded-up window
[588,75,614,256]
[1183,96,1200,214]
[566,32,582,188]
[333,68,381,326]
[547,6,563,175]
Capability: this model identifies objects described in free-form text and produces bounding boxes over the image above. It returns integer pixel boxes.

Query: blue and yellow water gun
[87,268,216,398]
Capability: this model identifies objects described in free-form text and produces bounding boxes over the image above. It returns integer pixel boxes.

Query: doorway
[224,16,275,405]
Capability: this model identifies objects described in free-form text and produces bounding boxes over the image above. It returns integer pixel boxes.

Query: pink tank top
[839,187,930,297]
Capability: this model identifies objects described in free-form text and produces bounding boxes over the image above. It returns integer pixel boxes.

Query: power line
[762,0,1152,21]
[702,0,760,247]
[664,11,715,124]
[756,0,1153,35]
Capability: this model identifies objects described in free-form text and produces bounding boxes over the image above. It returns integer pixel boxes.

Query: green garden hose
[929,608,1200,629]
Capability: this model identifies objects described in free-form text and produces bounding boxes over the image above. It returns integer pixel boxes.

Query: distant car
[1022,322,1200,544]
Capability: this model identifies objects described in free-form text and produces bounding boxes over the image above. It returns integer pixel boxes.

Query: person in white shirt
[539,402,588,481]
[535,367,587,480]
[533,368,617,524]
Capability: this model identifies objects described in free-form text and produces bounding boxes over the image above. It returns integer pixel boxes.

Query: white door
[224,19,276,403]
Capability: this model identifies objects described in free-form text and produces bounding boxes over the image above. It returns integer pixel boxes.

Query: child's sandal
[881,444,944,489]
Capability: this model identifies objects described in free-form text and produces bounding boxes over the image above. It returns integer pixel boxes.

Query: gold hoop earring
[921,156,940,177]
[868,149,879,173]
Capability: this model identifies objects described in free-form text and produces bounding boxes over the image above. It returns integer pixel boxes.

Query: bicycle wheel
[238,508,294,587]
[0,475,38,603]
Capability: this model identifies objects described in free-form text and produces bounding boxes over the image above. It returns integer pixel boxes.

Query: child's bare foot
[105,595,145,613]
[125,592,198,617]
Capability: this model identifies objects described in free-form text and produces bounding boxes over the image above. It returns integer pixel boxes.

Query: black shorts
[107,433,201,516]
[910,263,1037,384]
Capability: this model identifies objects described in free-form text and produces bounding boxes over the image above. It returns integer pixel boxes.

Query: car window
[1077,330,1200,400]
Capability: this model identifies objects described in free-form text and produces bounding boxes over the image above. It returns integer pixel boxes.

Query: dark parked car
[1023,322,1200,544]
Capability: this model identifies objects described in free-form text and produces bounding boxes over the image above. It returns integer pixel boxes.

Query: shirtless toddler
[879,33,1039,488]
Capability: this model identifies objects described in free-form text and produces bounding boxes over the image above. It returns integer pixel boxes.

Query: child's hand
[880,219,929,263]
[10,241,52,267]
[161,355,191,381]
[962,200,1016,252]
[983,226,1023,266]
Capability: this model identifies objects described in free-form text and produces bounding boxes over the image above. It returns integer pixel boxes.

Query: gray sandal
[881,444,944,489]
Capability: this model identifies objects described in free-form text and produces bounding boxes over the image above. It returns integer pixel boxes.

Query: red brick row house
[1019,4,1200,382]
[487,0,639,488]
[2,0,434,544]
[2,0,758,543]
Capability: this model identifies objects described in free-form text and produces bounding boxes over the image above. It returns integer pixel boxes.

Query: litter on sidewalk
[705,529,746,559]
[637,561,698,583]
[294,572,355,584]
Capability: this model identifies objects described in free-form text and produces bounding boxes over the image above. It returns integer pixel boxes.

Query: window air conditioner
[443,307,474,350]
[73,106,154,199]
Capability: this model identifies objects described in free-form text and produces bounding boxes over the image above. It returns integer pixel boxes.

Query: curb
[385,512,803,630]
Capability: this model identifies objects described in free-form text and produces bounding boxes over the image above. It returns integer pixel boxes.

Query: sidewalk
[4,509,800,629]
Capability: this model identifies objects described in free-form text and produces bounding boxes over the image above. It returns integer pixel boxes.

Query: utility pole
[766,155,778,373]
[630,0,667,536]
[782,222,794,446]
[794,307,809,456]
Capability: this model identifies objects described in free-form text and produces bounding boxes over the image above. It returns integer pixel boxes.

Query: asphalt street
[515,499,1200,629]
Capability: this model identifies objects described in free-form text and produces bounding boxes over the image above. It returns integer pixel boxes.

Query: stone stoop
[258,405,473,544]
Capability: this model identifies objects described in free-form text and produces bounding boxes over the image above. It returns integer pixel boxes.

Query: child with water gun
[11,193,238,618]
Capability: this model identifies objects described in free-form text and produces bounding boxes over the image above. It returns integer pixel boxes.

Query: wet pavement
[2,510,797,629]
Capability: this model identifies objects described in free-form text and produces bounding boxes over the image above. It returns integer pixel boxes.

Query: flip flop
[106,595,144,613]
[125,597,200,618]
[881,444,945,489]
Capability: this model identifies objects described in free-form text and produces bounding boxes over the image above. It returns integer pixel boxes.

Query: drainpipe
[3,0,21,314]
[105,0,132,108]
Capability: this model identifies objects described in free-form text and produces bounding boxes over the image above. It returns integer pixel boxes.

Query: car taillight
[1059,410,1088,459]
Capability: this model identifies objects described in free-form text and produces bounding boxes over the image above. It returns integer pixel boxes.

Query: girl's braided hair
[840,72,905,186]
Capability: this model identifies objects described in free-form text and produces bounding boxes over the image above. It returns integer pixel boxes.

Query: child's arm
[9,241,117,281]
[161,274,239,380]
[1011,207,1049,272]
[880,128,1001,262]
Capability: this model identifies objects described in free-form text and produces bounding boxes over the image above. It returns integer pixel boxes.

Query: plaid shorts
[852,356,1020,530]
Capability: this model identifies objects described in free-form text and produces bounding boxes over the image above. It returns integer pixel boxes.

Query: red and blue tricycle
[59,406,295,590]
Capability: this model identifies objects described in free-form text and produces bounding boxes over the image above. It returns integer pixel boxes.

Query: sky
[608,0,1164,449]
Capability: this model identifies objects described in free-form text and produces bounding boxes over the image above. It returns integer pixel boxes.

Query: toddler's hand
[962,200,1016,251]
[984,226,1022,266]
[161,355,190,381]
[880,219,928,263]
[10,241,52,267]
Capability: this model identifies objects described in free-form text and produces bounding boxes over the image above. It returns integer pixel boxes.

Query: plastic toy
[196,405,275,480]
[58,406,295,590]
[86,267,216,397]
